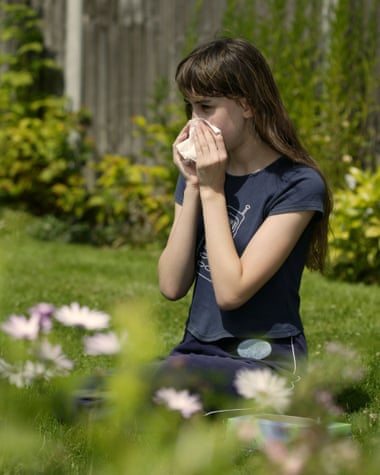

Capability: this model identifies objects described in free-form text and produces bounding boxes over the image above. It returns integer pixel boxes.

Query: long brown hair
[175,37,332,272]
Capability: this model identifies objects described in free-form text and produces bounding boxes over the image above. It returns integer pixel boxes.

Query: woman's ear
[239,98,254,118]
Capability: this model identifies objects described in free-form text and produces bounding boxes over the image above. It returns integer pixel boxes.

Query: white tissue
[176,119,221,162]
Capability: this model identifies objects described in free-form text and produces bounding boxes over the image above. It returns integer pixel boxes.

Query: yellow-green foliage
[221,0,380,185]
[0,2,91,216]
[0,111,89,212]
[0,3,175,247]
[329,166,380,283]
[88,154,173,244]
[0,117,174,246]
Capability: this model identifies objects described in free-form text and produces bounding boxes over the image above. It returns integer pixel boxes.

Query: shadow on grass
[336,386,372,413]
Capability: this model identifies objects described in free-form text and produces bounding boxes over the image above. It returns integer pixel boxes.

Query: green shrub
[0,111,91,214]
[0,2,92,216]
[26,153,174,247]
[87,154,173,245]
[0,3,175,247]
[62,85,183,246]
[221,0,380,186]
[328,166,380,284]
[0,3,63,119]
[134,77,186,170]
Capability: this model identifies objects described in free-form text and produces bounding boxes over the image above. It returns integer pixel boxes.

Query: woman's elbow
[215,294,243,311]
[159,280,189,301]
[215,288,254,311]
[159,287,184,301]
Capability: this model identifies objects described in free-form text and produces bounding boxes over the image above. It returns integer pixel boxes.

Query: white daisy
[83,331,121,356]
[38,340,74,371]
[23,360,47,384]
[55,302,110,330]
[29,302,55,317]
[8,369,26,388]
[1,314,40,340]
[234,368,292,413]
[7,361,47,388]
[153,387,203,418]
[29,302,55,333]
[0,357,12,376]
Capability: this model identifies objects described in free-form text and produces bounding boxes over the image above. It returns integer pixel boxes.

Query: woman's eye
[184,100,213,117]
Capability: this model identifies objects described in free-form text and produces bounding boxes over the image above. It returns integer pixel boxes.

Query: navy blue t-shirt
[174,156,325,341]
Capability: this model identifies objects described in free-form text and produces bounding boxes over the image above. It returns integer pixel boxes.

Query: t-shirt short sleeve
[174,174,186,205]
[266,167,325,219]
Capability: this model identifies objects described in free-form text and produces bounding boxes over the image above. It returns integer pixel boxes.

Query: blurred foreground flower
[29,302,55,333]
[2,314,40,340]
[37,340,74,371]
[153,387,203,418]
[0,359,49,388]
[0,302,119,388]
[84,332,122,355]
[13,361,47,388]
[55,302,110,330]
[263,439,311,475]
[234,368,292,413]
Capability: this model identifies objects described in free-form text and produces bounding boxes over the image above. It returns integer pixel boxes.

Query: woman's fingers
[194,123,226,164]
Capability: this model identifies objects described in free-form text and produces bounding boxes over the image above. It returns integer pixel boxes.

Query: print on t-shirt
[197,204,251,282]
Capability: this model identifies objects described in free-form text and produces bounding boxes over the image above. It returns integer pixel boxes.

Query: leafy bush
[0,3,175,247]
[328,166,380,284]
[26,153,174,247]
[1,118,175,246]
[0,111,91,214]
[220,0,380,186]
[86,154,173,245]
[0,2,91,215]
[0,3,63,117]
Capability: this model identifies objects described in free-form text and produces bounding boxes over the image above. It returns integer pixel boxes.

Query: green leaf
[0,70,33,87]
[17,42,43,55]
[364,226,380,239]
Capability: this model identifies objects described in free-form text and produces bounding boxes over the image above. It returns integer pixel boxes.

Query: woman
[155,38,332,409]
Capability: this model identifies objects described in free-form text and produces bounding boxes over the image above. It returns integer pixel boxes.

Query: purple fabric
[153,331,307,407]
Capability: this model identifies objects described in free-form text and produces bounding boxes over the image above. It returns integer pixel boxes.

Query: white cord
[289,335,302,389]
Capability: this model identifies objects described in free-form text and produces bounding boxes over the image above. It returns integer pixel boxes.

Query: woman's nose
[192,111,206,121]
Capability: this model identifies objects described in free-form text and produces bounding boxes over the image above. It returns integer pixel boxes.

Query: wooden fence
[38,0,227,157]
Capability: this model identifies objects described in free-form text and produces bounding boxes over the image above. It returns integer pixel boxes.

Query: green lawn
[0,207,379,473]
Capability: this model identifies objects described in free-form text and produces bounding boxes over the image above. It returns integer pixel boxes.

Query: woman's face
[185,95,253,155]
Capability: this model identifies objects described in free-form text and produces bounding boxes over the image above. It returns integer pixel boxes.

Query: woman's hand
[193,122,228,194]
[173,122,199,188]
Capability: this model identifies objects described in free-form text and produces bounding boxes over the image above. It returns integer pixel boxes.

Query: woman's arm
[158,122,201,300]
[194,120,315,310]
[158,186,200,300]
[200,187,314,310]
